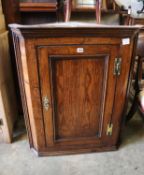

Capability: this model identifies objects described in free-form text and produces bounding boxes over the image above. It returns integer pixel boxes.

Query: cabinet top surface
[9,22,142,29]
[9,22,142,38]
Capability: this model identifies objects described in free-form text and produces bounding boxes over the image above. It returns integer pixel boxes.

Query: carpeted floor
[0,113,144,175]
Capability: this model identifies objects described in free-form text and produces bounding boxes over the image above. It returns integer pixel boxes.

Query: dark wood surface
[10,23,140,155]
[2,0,58,24]
[19,4,57,12]
[130,18,144,25]
[20,0,55,2]
[20,0,57,12]
[1,0,20,24]
[52,56,107,139]
[19,0,58,24]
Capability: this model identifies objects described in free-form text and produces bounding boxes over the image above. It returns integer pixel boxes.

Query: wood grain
[52,56,107,139]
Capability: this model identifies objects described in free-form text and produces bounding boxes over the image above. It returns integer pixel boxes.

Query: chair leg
[64,0,72,22]
[96,0,101,23]
[126,56,142,122]
[126,93,138,122]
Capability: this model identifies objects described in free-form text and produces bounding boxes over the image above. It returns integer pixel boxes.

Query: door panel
[51,56,108,140]
[37,45,118,147]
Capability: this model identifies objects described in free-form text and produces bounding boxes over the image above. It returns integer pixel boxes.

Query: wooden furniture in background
[64,0,102,23]
[1,0,20,25]
[20,0,57,12]
[19,0,58,24]
[0,0,18,143]
[126,31,144,122]
[129,18,144,25]
[1,0,59,25]
[63,0,129,24]
[1,0,128,25]
[126,17,144,122]
[10,23,140,156]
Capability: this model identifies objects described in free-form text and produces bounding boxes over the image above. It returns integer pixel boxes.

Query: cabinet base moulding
[31,145,118,157]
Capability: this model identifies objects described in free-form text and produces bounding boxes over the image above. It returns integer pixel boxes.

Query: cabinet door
[37,44,119,149]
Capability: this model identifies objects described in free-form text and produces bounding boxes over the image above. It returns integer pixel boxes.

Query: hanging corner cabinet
[10,23,140,156]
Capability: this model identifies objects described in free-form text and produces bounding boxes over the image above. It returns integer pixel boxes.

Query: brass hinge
[114,58,122,76]
[0,119,3,126]
[106,123,113,136]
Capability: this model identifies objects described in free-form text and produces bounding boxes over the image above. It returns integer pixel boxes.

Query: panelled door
[37,44,120,150]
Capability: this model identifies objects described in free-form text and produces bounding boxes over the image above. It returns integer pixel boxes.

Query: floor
[0,114,144,175]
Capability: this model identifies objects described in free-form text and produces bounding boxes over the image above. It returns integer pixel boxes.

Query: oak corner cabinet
[10,23,140,156]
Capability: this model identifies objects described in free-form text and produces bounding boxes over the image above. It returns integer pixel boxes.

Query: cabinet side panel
[11,32,33,147]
